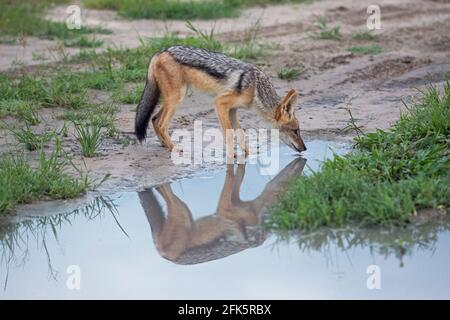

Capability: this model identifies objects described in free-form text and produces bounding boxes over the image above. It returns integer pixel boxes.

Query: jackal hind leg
[152,86,186,151]
[231,164,245,204]
[215,93,237,160]
[154,184,193,260]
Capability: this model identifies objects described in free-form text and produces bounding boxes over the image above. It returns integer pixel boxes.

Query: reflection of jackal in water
[138,157,306,265]
[134,46,307,156]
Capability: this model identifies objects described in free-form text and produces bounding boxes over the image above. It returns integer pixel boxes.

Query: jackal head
[273,89,306,152]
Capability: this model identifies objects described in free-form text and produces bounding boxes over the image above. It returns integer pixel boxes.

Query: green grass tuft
[0,143,88,213]
[0,73,89,110]
[63,35,104,48]
[277,65,304,80]
[113,84,145,104]
[348,44,383,55]
[268,82,450,231]
[6,124,55,151]
[309,16,341,41]
[352,30,378,41]
[74,122,104,157]
[0,100,40,125]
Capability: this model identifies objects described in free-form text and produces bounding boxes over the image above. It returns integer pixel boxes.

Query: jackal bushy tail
[135,76,160,142]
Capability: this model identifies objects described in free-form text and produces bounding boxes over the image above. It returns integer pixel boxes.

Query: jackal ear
[275,89,298,120]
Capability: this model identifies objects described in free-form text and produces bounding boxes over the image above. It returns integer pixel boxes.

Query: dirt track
[1,0,450,193]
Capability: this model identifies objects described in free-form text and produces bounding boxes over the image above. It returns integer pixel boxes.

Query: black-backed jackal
[135,46,306,155]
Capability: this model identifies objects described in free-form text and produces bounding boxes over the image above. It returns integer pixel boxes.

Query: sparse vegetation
[6,124,55,151]
[63,35,104,48]
[113,84,145,104]
[61,103,118,137]
[348,44,383,55]
[0,1,110,44]
[84,0,314,20]
[269,83,450,231]
[85,0,239,19]
[309,16,341,41]
[74,122,104,157]
[352,30,378,41]
[0,143,89,213]
[185,20,266,60]
[16,103,41,125]
[0,100,40,125]
[0,73,90,110]
[277,65,304,80]
[230,21,267,60]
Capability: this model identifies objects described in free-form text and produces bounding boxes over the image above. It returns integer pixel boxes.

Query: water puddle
[1,140,449,299]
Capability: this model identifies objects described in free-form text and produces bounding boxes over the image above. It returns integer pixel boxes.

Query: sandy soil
[1,0,450,195]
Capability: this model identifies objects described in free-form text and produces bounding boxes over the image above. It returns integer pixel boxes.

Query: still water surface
[1,140,449,299]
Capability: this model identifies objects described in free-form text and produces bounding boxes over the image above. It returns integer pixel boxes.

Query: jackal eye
[293,129,300,136]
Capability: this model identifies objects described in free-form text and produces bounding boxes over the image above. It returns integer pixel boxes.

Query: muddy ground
[1,0,450,196]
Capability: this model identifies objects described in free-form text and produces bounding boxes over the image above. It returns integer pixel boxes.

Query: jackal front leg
[215,94,236,161]
[229,108,248,157]
[152,86,186,151]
